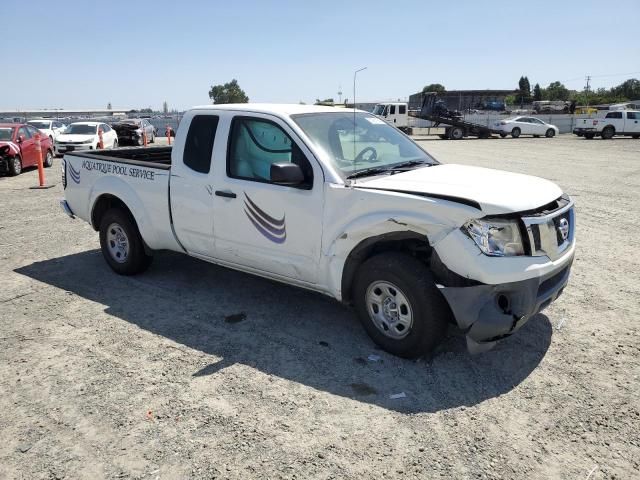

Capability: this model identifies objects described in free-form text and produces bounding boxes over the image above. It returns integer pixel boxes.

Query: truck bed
[67,146,172,170]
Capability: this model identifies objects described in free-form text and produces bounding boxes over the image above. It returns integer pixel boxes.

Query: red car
[0,123,54,176]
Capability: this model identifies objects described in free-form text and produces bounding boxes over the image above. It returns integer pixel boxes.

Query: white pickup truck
[60,104,575,357]
[573,109,640,139]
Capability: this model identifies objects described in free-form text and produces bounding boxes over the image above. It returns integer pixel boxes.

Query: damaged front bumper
[433,251,574,353]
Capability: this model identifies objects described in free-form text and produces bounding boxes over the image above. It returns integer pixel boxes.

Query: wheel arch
[340,230,431,305]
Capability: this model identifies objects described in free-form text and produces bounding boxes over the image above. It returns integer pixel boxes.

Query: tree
[208,79,249,104]
[517,76,531,105]
[533,83,542,101]
[543,81,570,101]
[422,83,446,94]
[163,101,168,114]
[611,78,640,100]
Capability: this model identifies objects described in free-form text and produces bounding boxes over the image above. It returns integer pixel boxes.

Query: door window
[26,125,41,137]
[605,112,622,119]
[626,112,638,120]
[101,124,112,132]
[18,126,31,139]
[227,117,313,189]
[183,114,219,174]
[399,105,406,114]
[389,105,396,115]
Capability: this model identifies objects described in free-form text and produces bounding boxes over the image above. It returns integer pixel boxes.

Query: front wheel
[511,127,521,138]
[545,129,555,138]
[353,253,451,358]
[99,208,153,275]
[8,156,22,176]
[449,127,464,140]
[43,150,53,168]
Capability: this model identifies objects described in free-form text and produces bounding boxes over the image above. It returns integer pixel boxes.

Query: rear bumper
[55,144,94,155]
[437,252,574,353]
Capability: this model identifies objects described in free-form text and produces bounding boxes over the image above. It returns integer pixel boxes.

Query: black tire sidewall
[602,127,614,139]
[9,156,21,175]
[512,127,521,138]
[353,253,450,358]
[546,129,555,138]
[44,150,53,167]
[99,209,152,275]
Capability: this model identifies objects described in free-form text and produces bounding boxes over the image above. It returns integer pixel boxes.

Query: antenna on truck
[352,67,367,181]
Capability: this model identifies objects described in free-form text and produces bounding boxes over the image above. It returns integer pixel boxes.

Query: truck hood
[357,164,563,215]
[56,134,96,143]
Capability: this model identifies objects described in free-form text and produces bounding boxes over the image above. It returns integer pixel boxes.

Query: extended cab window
[627,112,638,120]
[227,117,313,188]
[183,115,219,174]
[605,112,622,119]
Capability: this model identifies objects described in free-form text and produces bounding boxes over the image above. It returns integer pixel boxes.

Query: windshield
[372,105,385,115]
[0,127,15,141]
[27,121,50,129]
[292,112,437,179]
[64,124,97,135]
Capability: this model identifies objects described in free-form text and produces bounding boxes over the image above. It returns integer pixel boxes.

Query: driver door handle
[215,190,236,199]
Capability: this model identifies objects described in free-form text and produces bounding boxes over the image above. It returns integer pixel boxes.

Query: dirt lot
[1,135,638,479]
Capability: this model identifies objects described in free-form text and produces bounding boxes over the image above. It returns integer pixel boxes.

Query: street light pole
[353,66,367,175]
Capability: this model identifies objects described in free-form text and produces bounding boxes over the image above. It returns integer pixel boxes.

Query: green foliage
[504,95,517,106]
[422,83,446,94]
[533,84,542,101]
[208,79,249,104]
[517,76,531,104]
[543,81,570,101]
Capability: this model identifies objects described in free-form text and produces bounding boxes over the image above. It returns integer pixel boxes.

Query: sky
[3,0,639,111]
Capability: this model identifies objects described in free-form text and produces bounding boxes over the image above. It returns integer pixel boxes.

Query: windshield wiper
[387,160,435,172]
[346,166,393,180]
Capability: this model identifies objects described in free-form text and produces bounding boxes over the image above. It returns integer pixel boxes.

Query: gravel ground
[0,135,638,479]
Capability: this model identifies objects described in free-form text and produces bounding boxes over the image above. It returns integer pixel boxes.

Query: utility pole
[337,85,343,104]
[585,75,591,106]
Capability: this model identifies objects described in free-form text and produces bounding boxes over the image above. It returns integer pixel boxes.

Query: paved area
[0,135,638,479]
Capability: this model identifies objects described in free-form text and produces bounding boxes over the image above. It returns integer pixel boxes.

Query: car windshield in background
[292,112,437,179]
[27,121,50,129]
[0,128,14,141]
[65,124,97,135]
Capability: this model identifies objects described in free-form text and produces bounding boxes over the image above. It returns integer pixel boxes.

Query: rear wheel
[511,127,521,138]
[633,135,639,139]
[43,150,53,168]
[449,127,464,140]
[545,129,555,138]
[353,253,450,358]
[601,126,615,140]
[8,156,22,176]
[99,208,153,275]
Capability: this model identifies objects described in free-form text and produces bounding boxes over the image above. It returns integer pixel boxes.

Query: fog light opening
[497,294,510,314]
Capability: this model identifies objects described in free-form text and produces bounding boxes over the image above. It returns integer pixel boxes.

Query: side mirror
[270,162,304,186]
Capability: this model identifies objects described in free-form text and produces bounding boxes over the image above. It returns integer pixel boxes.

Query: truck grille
[521,197,575,260]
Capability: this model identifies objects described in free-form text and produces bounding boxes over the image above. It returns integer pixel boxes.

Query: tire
[499,133,507,138]
[511,127,521,138]
[43,150,53,168]
[137,136,144,146]
[353,253,451,358]
[545,129,555,138]
[99,208,153,275]
[633,135,639,139]
[8,155,22,176]
[601,126,615,140]
[449,127,464,140]
[584,133,595,140]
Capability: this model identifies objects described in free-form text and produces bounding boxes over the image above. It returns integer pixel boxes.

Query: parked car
[54,122,118,156]
[0,123,54,175]
[26,119,67,142]
[494,117,559,138]
[573,109,640,139]
[60,104,575,358]
[111,119,156,146]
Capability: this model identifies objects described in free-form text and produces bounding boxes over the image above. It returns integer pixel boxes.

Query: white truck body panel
[60,103,576,352]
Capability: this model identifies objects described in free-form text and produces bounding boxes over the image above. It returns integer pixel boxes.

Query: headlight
[462,218,525,256]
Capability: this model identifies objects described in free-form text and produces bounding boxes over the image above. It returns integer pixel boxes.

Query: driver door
[17,126,37,167]
[211,113,324,283]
